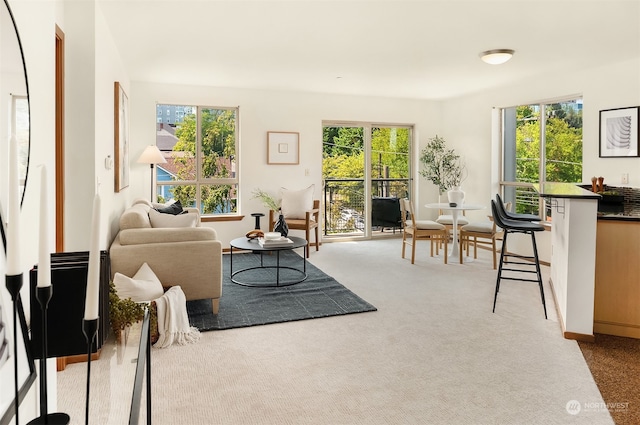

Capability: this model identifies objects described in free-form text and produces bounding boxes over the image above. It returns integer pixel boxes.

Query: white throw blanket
[153,286,201,348]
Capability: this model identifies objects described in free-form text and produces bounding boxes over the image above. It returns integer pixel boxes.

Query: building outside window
[155,104,238,215]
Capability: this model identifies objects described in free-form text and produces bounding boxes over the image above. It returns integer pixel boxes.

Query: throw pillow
[280,184,314,219]
[113,262,164,302]
[155,200,183,215]
[148,208,197,228]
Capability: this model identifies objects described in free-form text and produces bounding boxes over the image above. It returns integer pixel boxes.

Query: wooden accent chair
[400,198,449,264]
[269,199,320,258]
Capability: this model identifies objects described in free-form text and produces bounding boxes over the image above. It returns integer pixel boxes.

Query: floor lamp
[137,145,167,202]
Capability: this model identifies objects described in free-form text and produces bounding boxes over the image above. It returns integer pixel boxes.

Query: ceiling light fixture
[480,49,515,65]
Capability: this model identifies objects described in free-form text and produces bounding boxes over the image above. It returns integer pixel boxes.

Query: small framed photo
[599,106,639,157]
[267,131,299,164]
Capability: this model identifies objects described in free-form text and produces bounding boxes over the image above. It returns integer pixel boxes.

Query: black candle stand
[82,318,99,425]
[27,286,70,425]
[5,273,22,425]
[251,212,264,230]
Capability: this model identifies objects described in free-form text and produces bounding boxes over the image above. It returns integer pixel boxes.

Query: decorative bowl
[264,232,281,241]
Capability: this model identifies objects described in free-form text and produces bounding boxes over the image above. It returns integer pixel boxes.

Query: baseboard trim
[548,277,595,342]
[57,350,101,371]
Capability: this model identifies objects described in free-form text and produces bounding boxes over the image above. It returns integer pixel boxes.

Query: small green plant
[109,281,145,339]
[251,188,280,211]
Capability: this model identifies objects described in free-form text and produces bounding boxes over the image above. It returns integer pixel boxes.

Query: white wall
[130,82,442,246]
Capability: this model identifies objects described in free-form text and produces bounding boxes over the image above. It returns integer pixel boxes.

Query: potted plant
[251,188,280,211]
[108,281,145,341]
[419,135,466,202]
[251,188,288,236]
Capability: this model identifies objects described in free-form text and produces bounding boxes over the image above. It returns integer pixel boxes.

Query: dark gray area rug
[187,250,377,331]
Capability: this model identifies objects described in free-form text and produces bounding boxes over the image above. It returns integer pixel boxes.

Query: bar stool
[490,200,547,319]
[496,193,540,221]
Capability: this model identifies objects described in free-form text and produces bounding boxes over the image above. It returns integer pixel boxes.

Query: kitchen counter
[534,183,599,341]
[535,182,602,199]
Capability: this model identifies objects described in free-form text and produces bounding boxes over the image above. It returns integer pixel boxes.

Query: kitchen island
[534,183,600,341]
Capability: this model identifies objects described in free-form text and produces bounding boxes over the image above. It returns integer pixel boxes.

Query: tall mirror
[0,0,30,253]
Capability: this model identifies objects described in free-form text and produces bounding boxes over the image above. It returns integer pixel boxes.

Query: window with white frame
[501,98,583,218]
[155,104,238,215]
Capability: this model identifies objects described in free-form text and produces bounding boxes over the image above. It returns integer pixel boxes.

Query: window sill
[201,215,245,223]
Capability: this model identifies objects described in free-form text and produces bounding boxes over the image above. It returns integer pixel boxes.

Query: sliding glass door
[322,122,411,238]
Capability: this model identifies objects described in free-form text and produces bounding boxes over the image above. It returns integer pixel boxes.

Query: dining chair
[459,218,497,269]
[400,199,449,264]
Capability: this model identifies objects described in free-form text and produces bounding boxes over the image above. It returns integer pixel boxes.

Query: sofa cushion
[280,184,314,219]
[120,204,152,230]
[113,262,164,302]
[149,209,197,228]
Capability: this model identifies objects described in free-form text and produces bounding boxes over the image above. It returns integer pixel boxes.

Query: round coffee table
[229,236,308,287]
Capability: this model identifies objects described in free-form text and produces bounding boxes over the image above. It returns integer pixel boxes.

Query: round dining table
[425,203,486,259]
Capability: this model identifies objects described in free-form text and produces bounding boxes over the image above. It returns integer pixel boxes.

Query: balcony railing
[323,178,409,235]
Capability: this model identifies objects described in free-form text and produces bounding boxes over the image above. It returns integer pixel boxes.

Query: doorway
[322,122,411,239]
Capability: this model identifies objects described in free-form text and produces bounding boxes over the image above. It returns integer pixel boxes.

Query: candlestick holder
[5,273,22,425]
[82,318,99,425]
[27,286,70,425]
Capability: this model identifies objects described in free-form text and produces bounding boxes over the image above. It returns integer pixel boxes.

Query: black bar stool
[496,193,540,221]
[490,200,547,319]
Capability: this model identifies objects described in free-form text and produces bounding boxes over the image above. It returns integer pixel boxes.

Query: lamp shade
[480,49,515,65]
[137,145,167,165]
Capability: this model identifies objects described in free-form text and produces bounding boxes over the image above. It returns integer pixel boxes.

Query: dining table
[425,202,486,259]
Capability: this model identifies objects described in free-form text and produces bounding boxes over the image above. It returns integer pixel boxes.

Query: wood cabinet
[593,219,640,338]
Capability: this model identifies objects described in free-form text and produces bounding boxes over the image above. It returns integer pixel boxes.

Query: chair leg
[493,231,508,313]
[491,238,497,270]
[401,233,407,259]
[531,232,547,319]
[459,234,464,264]
[443,234,448,265]
[411,235,416,264]
[314,226,319,252]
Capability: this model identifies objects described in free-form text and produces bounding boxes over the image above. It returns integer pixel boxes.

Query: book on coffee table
[258,237,294,248]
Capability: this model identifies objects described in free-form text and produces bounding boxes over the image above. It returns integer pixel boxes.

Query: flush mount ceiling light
[480,49,515,65]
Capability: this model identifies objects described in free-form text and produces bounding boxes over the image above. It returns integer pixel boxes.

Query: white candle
[6,134,20,276]
[38,165,51,287]
[84,192,101,320]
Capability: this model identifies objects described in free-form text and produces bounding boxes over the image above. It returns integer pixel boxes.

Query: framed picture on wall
[114,82,130,192]
[599,106,639,157]
[267,131,299,164]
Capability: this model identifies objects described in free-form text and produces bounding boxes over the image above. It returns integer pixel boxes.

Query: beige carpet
[57,238,613,424]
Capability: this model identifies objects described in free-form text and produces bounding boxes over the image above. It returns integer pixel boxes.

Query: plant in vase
[419,135,467,203]
[251,188,288,236]
[108,281,145,341]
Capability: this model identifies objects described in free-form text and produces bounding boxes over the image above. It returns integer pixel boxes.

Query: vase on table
[274,213,289,237]
[447,186,465,205]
